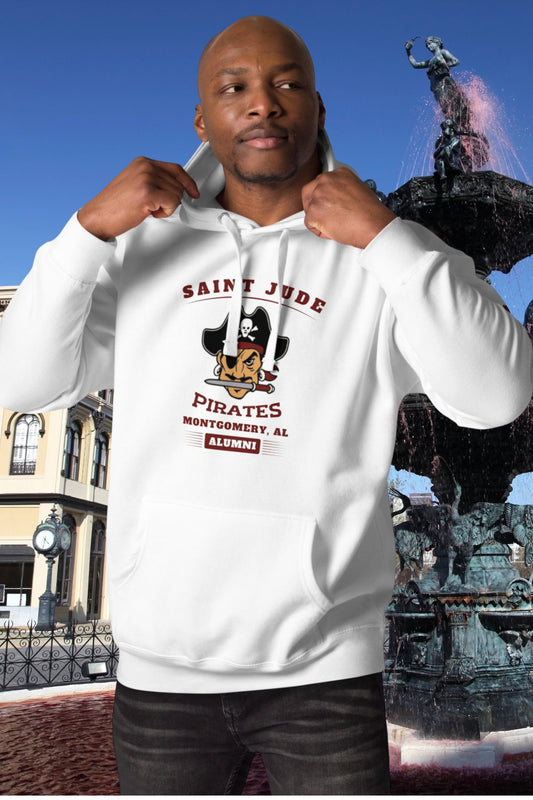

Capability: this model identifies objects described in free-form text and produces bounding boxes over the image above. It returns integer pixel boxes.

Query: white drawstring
[263,229,289,373]
[218,213,243,358]
[218,212,289,371]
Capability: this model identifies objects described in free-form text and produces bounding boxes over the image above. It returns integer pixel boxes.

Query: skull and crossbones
[239,318,258,341]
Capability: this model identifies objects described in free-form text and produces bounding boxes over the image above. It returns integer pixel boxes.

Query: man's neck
[217,154,322,227]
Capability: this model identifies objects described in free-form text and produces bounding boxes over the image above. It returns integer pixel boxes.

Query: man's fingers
[304,219,331,239]
[302,178,324,237]
[301,178,318,212]
[173,164,200,199]
[79,156,200,240]
[150,205,179,219]
[300,168,396,248]
[149,171,188,201]
[151,160,200,199]
[142,165,200,219]
[146,185,185,218]
[302,177,335,238]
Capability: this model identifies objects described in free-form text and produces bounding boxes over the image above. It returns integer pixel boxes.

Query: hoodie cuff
[46,212,117,284]
[359,217,440,295]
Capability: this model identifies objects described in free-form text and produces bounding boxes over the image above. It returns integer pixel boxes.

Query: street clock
[32,506,72,631]
[32,511,71,556]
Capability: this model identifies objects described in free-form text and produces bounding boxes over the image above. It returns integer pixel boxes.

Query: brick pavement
[1,688,533,794]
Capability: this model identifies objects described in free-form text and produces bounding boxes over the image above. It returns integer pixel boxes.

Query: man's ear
[194,104,209,142]
[317,92,326,131]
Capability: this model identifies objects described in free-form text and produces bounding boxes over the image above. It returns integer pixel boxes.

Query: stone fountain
[383,36,533,739]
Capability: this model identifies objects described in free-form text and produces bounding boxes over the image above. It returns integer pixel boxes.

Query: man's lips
[240,128,288,149]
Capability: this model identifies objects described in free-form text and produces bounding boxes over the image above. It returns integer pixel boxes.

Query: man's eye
[244,357,255,366]
[277,81,300,89]
[222,85,243,94]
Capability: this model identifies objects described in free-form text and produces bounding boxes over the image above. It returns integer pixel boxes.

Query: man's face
[195,21,325,186]
[217,347,263,398]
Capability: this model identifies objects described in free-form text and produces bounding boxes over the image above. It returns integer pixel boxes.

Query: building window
[87,520,105,619]
[92,433,109,489]
[62,421,82,481]
[56,514,76,607]
[97,389,113,405]
[10,415,40,475]
[0,546,35,608]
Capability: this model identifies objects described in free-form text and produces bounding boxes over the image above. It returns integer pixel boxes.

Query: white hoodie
[1,133,532,692]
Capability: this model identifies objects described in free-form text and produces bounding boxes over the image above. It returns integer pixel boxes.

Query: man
[1,16,531,796]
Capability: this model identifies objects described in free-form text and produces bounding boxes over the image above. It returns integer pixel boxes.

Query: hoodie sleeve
[359,217,533,429]
[0,213,119,413]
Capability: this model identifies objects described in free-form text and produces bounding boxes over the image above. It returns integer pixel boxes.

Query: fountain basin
[386,171,533,277]
[478,610,533,633]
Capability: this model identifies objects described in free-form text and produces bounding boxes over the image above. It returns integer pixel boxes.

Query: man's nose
[246,86,282,117]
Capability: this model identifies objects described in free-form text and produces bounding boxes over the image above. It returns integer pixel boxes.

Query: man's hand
[77,157,200,241]
[301,168,396,249]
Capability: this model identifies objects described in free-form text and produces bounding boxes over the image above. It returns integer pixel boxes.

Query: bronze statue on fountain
[383,38,533,739]
[405,36,490,173]
[388,36,533,279]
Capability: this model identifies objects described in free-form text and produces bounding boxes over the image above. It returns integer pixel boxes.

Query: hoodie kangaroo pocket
[112,498,332,671]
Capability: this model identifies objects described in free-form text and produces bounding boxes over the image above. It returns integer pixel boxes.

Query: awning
[0,545,35,563]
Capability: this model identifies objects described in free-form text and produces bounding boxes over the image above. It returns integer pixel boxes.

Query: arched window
[92,433,109,489]
[62,421,82,481]
[87,520,106,619]
[10,415,40,475]
[56,514,77,607]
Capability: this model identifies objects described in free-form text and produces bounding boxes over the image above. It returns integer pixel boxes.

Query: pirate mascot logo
[202,306,289,399]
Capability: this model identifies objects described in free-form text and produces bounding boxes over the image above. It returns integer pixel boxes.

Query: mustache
[238,124,289,142]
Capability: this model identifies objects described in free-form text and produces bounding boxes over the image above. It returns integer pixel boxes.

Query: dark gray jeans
[112,672,390,795]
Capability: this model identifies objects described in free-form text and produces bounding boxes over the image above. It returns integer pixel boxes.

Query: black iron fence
[0,619,119,691]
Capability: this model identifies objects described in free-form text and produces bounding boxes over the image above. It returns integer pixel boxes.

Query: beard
[232,162,299,184]
[230,147,300,185]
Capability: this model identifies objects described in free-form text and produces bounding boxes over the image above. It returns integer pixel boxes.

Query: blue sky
[2,0,532,498]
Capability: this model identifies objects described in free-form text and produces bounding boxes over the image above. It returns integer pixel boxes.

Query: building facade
[0,287,113,625]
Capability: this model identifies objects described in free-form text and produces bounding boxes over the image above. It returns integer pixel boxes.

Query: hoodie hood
[170,130,347,371]
[178,128,341,232]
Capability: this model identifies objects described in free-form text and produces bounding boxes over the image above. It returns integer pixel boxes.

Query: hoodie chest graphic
[180,276,327,457]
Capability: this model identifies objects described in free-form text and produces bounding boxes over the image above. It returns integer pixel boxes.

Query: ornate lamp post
[32,507,71,631]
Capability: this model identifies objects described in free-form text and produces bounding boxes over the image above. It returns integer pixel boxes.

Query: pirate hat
[202,306,289,361]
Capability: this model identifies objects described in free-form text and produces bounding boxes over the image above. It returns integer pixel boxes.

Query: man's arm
[0,158,199,413]
[302,168,533,429]
[0,216,118,412]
